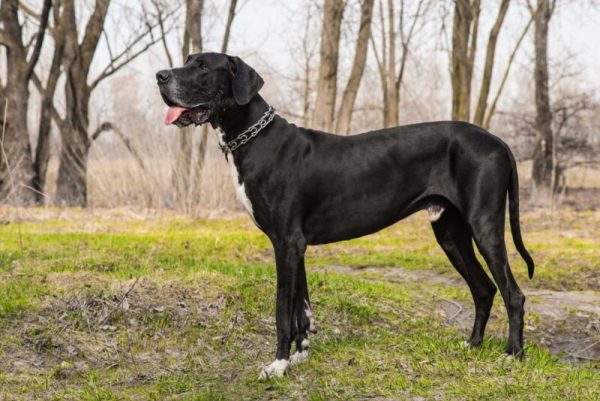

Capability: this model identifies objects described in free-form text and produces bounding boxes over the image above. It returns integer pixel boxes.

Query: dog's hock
[258,359,289,380]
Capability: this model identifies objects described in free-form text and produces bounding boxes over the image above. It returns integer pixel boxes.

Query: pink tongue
[164,106,188,125]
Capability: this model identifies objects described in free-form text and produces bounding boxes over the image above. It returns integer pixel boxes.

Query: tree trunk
[33,14,65,203]
[32,100,53,202]
[473,0,509,127]
[55,125,90,206]
[191,0,237,215]
[391,0,427,127]
[531,0,553,191]
[483,16,532,129]
[55,65,92,206]
[54,0,109,207]
[451,0,479,121]
[173,0,203,211]
[386,0,397,127]
[335,0,374,134]
[0,0,51,205]
[312,0,346,131]
[0,83,36,204]
[371,0,389,127]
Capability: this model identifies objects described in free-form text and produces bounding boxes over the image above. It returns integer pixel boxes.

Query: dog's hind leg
[431,205,497,348]
[259,232,307,380]
[469,208,526,357]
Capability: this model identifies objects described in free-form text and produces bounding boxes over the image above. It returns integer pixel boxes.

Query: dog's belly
[302,183,426,245]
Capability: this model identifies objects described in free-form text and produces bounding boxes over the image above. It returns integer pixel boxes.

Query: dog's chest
[227,158,255,218]
[216,130,259,225]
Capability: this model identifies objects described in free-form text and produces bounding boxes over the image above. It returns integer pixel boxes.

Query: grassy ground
[0,208,599,400]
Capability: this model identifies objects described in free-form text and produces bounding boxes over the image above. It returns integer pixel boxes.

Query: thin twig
[0,99,24,252]
[97,276,141,327]
[425,289,464,321]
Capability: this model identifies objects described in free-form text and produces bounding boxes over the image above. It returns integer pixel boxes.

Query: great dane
[156,52,534,379]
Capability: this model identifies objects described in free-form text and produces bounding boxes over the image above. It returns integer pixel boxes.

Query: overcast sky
[86,0,600,126]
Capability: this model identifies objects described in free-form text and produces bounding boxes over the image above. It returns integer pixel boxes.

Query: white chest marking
[227,158,255,220]
[217,130,258,225]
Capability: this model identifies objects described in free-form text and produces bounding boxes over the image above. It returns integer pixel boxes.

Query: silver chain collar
[219,106,275,155]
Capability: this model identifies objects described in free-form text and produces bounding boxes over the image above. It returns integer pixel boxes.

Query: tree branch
[90,6,177,90]
[221,0,238,53]
[483,16,533,129]
[0,29,12,47]
[89,35,163,90]
[91,122,146,170]
[25,0,52,82]
[17,1,57,38]
[472,0,510,126]
[152,0,173,68]
[31,73,65,125]
[80,0,111,68]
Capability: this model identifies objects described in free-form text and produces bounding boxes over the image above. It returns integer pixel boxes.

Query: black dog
[156,52,534,379]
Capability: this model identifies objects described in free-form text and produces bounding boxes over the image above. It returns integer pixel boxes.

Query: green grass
[0,209,599,400]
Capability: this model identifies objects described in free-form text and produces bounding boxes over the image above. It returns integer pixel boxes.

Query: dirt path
[314,265,600,362]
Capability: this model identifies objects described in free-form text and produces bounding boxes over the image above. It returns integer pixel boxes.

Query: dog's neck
[213,95,271,144]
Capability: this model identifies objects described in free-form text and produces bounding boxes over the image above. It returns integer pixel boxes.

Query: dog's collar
[219,106,275,156]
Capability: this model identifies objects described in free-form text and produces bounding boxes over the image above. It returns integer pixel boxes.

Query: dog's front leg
[290,265,315,366]
[259,234,306,380]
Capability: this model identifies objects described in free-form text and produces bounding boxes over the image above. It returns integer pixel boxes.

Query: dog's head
[156,52,264,127]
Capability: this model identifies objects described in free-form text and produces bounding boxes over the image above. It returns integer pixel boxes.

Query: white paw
[301,338,310,349]
[258,359,289,380]
[290,350,308,365]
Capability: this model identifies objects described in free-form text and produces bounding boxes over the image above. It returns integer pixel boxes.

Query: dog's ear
[229,56,264,105]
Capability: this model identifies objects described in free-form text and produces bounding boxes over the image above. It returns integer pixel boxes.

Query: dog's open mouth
[164,105,211,127]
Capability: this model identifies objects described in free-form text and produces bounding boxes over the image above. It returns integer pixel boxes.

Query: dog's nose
[156,70,171,83]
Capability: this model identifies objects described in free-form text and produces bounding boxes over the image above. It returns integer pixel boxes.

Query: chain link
[220,106,275,154]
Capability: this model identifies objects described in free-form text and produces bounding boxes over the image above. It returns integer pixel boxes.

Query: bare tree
[0,0,52,204]
[473,0,510,127]
[172,0,204,211]
[40,0,168,206]
[550,92,598,191]
[336,0,374,134]
[450,0,480,122]
[165,0,239,214]
[193,0,238,212]
[312,0,346,131]
[530,0,556,192]
[483,15,533,129]
[32,0,67,204]
[371,0,429,128]
[300,3,319,127]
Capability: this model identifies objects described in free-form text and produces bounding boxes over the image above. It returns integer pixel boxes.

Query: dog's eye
[198,64,209,71]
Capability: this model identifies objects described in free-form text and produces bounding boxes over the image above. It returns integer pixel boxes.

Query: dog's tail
[507,149,535,279]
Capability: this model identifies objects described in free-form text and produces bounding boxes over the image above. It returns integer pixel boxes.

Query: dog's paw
[258,359,289,380]
[289,350,308,365]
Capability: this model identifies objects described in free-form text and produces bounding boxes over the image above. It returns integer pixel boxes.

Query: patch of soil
[2,273,229,383]
[314,264,600,362]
